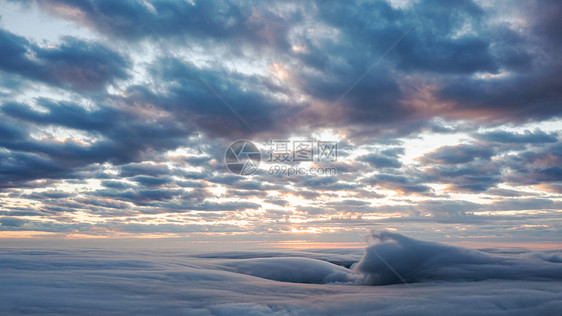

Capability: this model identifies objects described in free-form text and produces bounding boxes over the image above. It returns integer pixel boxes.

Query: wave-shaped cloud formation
[355,231,562,285]
[204,232,562,287]
[221,257,357,284]
[1,234,561,315]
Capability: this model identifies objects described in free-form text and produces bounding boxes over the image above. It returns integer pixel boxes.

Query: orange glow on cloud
[271,62,289,81]
[261,240,365,249]
[0,231,60,239]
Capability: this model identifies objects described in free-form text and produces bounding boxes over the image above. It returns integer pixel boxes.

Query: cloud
[364,173,434,195]
[477,130,558,144]
[421,143,494,164]
[0,150,66,189]
[33,0,562,137]
[0,216,27,227]
[1,234,561,315]
[424,163,502,192]
[220,257,356,284]
[355,231,562,285]
[504,141,562,186]
[0,28,129,91]
[0,96,193,189]
[41,0,299,49]
[359,153,402,169]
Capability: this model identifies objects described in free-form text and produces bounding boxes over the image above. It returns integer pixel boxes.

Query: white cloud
[1,233,561,315]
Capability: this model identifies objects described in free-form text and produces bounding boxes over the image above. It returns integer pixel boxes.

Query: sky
[0,0,561,248]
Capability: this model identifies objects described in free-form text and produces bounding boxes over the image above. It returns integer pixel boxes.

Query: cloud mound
[354,231,562,285]
[220,257,357,284]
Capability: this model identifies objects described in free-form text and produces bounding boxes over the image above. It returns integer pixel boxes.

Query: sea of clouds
[1,232,561,315]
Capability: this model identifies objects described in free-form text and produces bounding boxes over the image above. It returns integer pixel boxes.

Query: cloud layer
[1,233,561,315]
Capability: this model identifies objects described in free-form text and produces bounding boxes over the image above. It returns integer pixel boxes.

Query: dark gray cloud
[120,162,171,177]
[364,172,434,195]
[424,162,502,192]
[477,130,558,144]
[42,0,300,49]
[504,141,562,186]
[131,175,171,187]
[28,0,561,138]
[0,150,66,189]
[359,154,402,169]
[0,28,129,91]
[421,144,494,164]
[0,96,193,188]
